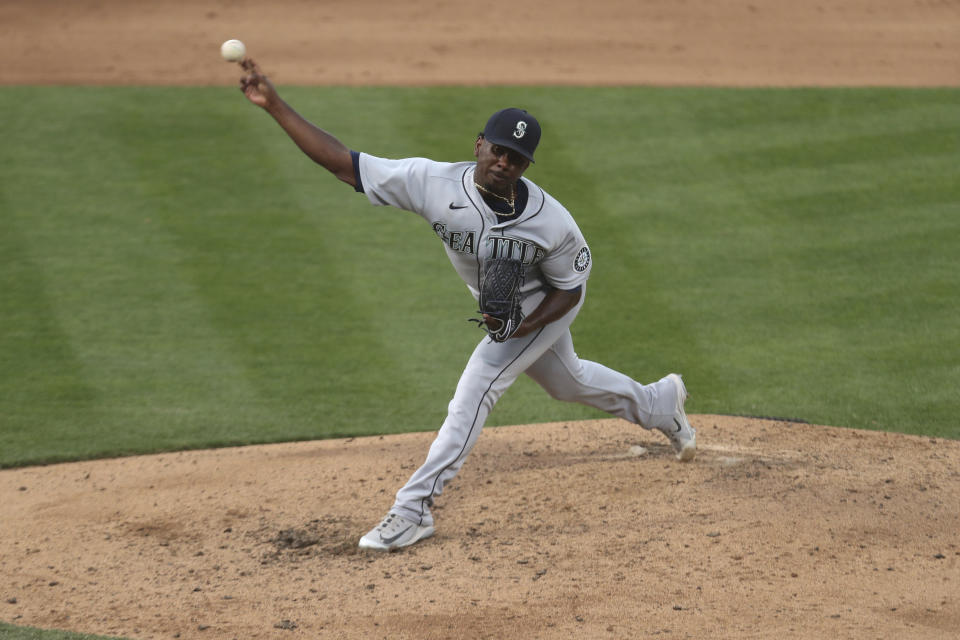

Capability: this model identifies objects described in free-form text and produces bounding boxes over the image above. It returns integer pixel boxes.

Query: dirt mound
[2,417,959,639]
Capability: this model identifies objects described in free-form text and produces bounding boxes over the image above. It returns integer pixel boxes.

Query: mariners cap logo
[483,108,541,163]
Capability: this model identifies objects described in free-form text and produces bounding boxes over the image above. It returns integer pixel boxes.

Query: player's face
[474,138,530,195]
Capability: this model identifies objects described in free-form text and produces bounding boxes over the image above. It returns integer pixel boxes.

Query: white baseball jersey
[350,151,679,530]
[355,154,592,310]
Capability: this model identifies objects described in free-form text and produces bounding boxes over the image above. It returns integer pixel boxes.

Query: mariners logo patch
[513,121,527,139]
[574,246,591,272]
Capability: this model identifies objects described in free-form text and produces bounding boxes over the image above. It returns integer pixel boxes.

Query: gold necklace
[474,181,517,217]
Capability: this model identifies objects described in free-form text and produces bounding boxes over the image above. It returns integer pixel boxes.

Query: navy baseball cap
[482,108,541,163]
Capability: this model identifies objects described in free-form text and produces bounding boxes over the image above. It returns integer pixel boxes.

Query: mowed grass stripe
[0,202,102,458]
[0,93,109,462]
[595,89,959,431]
[1,90,275,462]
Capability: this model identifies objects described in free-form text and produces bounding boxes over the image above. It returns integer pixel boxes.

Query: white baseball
[220,39,246,62]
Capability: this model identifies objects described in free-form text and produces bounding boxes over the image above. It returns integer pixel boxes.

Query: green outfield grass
[1,86,958,475]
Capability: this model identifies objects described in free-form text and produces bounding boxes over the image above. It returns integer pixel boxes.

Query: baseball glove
[470,257,525,342]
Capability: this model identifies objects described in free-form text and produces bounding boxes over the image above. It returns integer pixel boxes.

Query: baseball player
[237,59,697,552]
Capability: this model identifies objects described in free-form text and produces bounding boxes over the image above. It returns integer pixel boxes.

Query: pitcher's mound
[2,416,958,639]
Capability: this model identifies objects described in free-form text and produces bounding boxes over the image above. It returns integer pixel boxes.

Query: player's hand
[483,314,532,340]
[239,58,277,110]
[482,314,504,332]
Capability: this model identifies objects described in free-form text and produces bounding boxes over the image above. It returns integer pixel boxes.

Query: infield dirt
[1,1,959,639]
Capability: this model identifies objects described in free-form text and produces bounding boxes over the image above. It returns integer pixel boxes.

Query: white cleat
[358,512,435,551]
[659,373,697,461]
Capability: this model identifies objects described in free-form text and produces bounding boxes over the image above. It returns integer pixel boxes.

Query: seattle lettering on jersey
[432,222,477,255]
[486,235,546,264]
[432,223,545,265]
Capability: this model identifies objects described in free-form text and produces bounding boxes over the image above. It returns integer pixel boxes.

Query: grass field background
[1,86,958,474]
[1,86,959,639]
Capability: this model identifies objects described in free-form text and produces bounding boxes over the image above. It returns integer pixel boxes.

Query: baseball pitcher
[236,58,697,552]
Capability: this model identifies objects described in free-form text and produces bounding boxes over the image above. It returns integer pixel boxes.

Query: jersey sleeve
[355,153,433,214]
[538,228,592,290]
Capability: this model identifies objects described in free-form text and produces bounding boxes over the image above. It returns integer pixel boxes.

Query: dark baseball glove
[470,257,525,342]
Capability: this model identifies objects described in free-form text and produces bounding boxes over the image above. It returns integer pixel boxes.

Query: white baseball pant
[391,292,678,527]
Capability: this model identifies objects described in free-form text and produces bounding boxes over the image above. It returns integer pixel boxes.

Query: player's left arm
[506,285,582,339]
[509,219,590,338]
